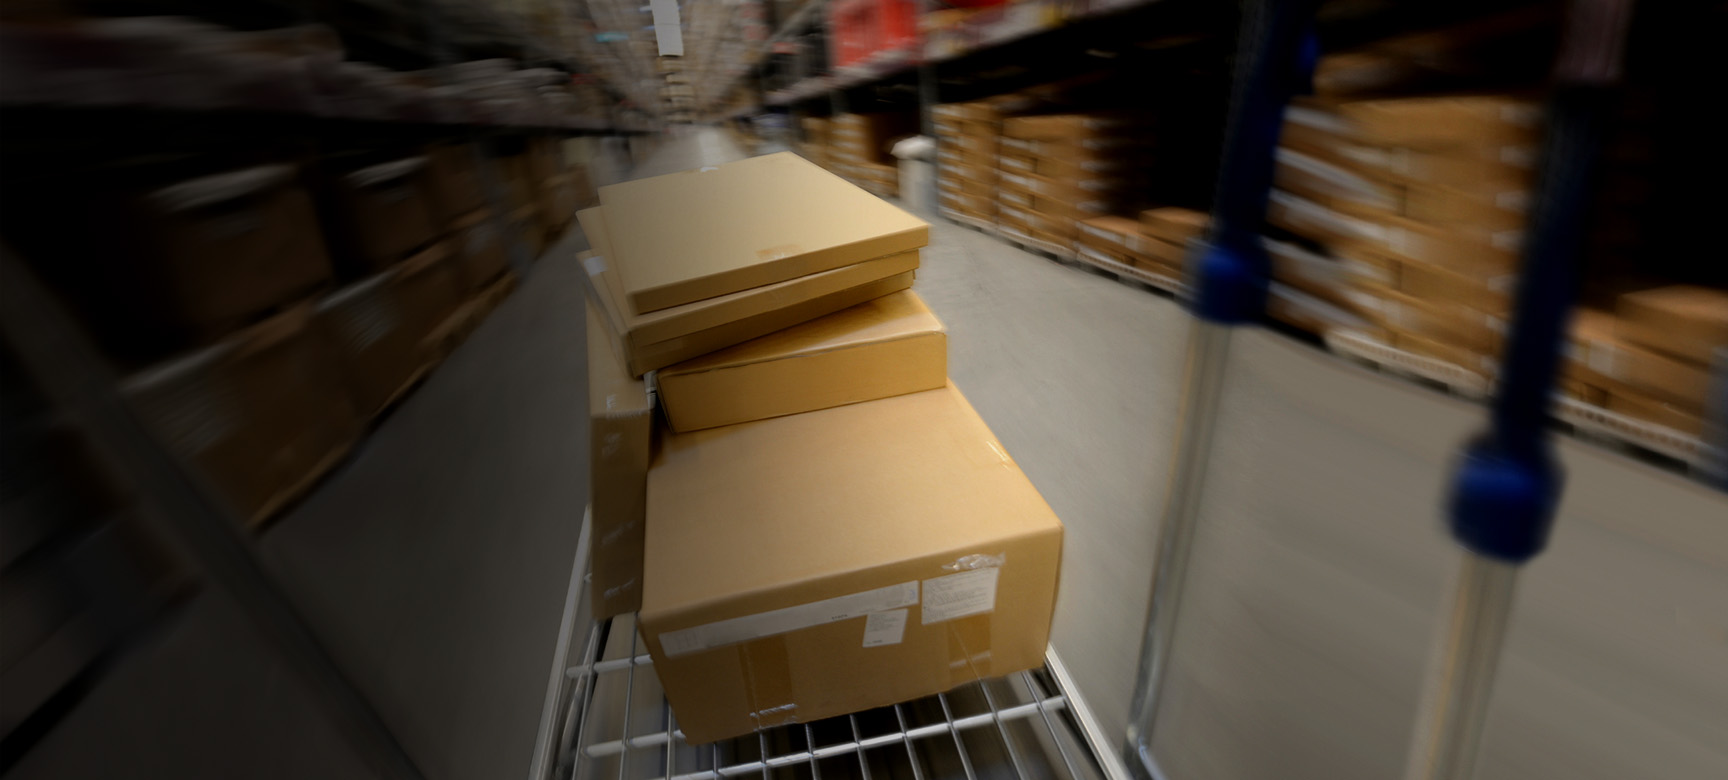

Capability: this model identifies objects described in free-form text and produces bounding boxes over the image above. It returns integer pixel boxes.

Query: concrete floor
[18,129,1726,780]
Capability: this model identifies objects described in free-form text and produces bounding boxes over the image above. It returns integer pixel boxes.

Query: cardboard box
[1333,95,1540,147]
[1395,330,1497,375]
[540,173,579,235]
[327,157,440,273]
[598,152,928,314]
[129,164,334,339]
[1139,234,1188,272]
[1607,391,1706,437]
[658,290,947,432]
[1002,114,1145,140]
[1275,147,1405,213]
[121,305,360,526]
[578,207,921,376]
[640,383,1063,743]
[1394,254,1512,314]
[1139,207,1208,247]
[316,242,460,417]
[423,144,489,222]
[1403,183,1527,230]
[1378,289,1503,354]
[1077,216,1149,259]
[937,189,994,215]
[448,209,510,291]
[1616,285,1728,365]
[585,301,653,617]
[997,170,1121,204]
[1565,309,1711,410]
[932,102,1000,123]
[1270,192,1521,275]
[1284,103,1535,191]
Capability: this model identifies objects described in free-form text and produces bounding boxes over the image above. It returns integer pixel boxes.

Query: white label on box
[658,581,919,658]
[862,609,908,647]
[583,255,607,276]
[921,568,1000,624]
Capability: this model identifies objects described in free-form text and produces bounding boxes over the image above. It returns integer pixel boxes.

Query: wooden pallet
[1324,329,1494,400]
[1070,245,1186,297]
[995,225,1076,263]
[1554,396,1715,471]
[943,209,996,234]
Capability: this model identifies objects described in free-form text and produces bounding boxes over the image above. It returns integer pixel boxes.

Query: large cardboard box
[1332,95,1540,148]
[640,383,1064,743]
[578,207,920,376]
[1139,207,1209,247]
[1607,391,1706,437]
[423,144,489,222]
[448,209,511,291]
[121,305,360,526]
[599,153,928,314]
[585,302,653,618]
[1615,285,1728,365]
[657,290,947,433]
[326,157,440,273]
[315,242,460,417]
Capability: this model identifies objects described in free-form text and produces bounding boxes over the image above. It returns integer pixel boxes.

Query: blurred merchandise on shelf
[315,243,462,420]
[829,111,919,198]
[829,0,918,70]
[934,100,1003,225]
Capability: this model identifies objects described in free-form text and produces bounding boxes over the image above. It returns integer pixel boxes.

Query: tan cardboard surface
[641,383,1063,743]
[658,290,947,432]
[578,207,920,370]
[586,301,653,617]
[598,152,928,313]
[1616,285,1728,365]
[1138,207,1209,246]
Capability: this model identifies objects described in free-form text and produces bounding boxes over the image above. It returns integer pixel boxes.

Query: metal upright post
[1403,2,1634,779]
[1123,2,1317,777]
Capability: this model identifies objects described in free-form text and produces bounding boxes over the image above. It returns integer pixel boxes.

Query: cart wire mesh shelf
[557,615,1110,780]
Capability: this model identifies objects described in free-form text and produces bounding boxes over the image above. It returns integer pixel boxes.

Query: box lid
[1616,285,1728,365]
[598,153,928,314]
[643,382,1062,622]
[578,207,921,352]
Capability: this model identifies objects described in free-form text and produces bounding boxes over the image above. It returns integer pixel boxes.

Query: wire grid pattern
[560,615,1106,780]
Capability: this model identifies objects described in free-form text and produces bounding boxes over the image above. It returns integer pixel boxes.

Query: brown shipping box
[423,144,489,222]
[316,243,460,417]
[641,383,1063,743]
[328,157,440,273]
[1607,391,1707,437]
[658,290,947,433]
[448,209,511,291]
[1615,285,1728,365]
[121,305,360,526]
[1139,207,1209,247]
[134,164,334,336]
[1565,309,1711,410]
[1077,217,1149,261]
[577,208,920,375]
[585,301,653,617]
[599,153,928,314]
[1333,95,1541,148]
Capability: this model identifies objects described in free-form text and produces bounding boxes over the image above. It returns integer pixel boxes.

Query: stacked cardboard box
[828,111,916,198]
[799,115,832,169]
[1566,287,1727,436]
[932,101,1001,224]
[578,151,1064,744]
[1263,93,1539,372]
[994,114,1151,250]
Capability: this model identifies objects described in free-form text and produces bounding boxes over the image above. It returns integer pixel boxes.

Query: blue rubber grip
[1188,3,1318,324]
[1447,86,1613,564]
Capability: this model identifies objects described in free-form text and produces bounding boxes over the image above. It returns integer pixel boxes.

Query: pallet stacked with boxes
[798,115,832,169]
[1260,94,1539,378]
[994,113,1156,253]
[828,111,916,198]
[932,101,1001,228]
[1568,288,1728,439]
[577,151,1064,743]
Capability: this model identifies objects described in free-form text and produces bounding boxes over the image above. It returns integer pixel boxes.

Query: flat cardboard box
[1077,216,1149,258]
[937,189,994,215]
[1607,391,1706,437]
[658,290,947,432]
[1274,147,1405,213]
[586,301,653,617]
[1565,309,1711,410]
[599,153,928,314]
[316,242,460,418]
[448,209,511,291]
[1379,289,1503,354]
[1139,207,1209,247]
[1002,114,1147,140]
[997,170,1121,204]
[1615,285,1728,365]
[578,207,921,366]
[932,102,1000,123]
[121,305,360,526]
[1270,192,1520,276]
[640,383,1063,743]
[1139,234,1188,272]
[1394,254,1512,314]
[1402,183,1527,230]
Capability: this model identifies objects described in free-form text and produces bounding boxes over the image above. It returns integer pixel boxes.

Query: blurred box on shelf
[448,209,510,292]
[1275,147,1406,214]
[324,157,440,274]
[1328,94,1541,148]
[585,301,654,618]
[121,305,359,527]
[1076,216,1147,262]
[597,152,926,314]
[1394,330,1497,376]
[640,382,1063,744]
[1402,183,1526,230]
[578,208,920,376]
[1615,285,1728,366]
[423,144,489,223]
[658,290,946,433]
[1268,192,1520,276]
[1394,253,1512,314]
[937,189,993,216]
[315,242,460,419]
[1139,207,1208,247]
[1566,307,1711,412]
